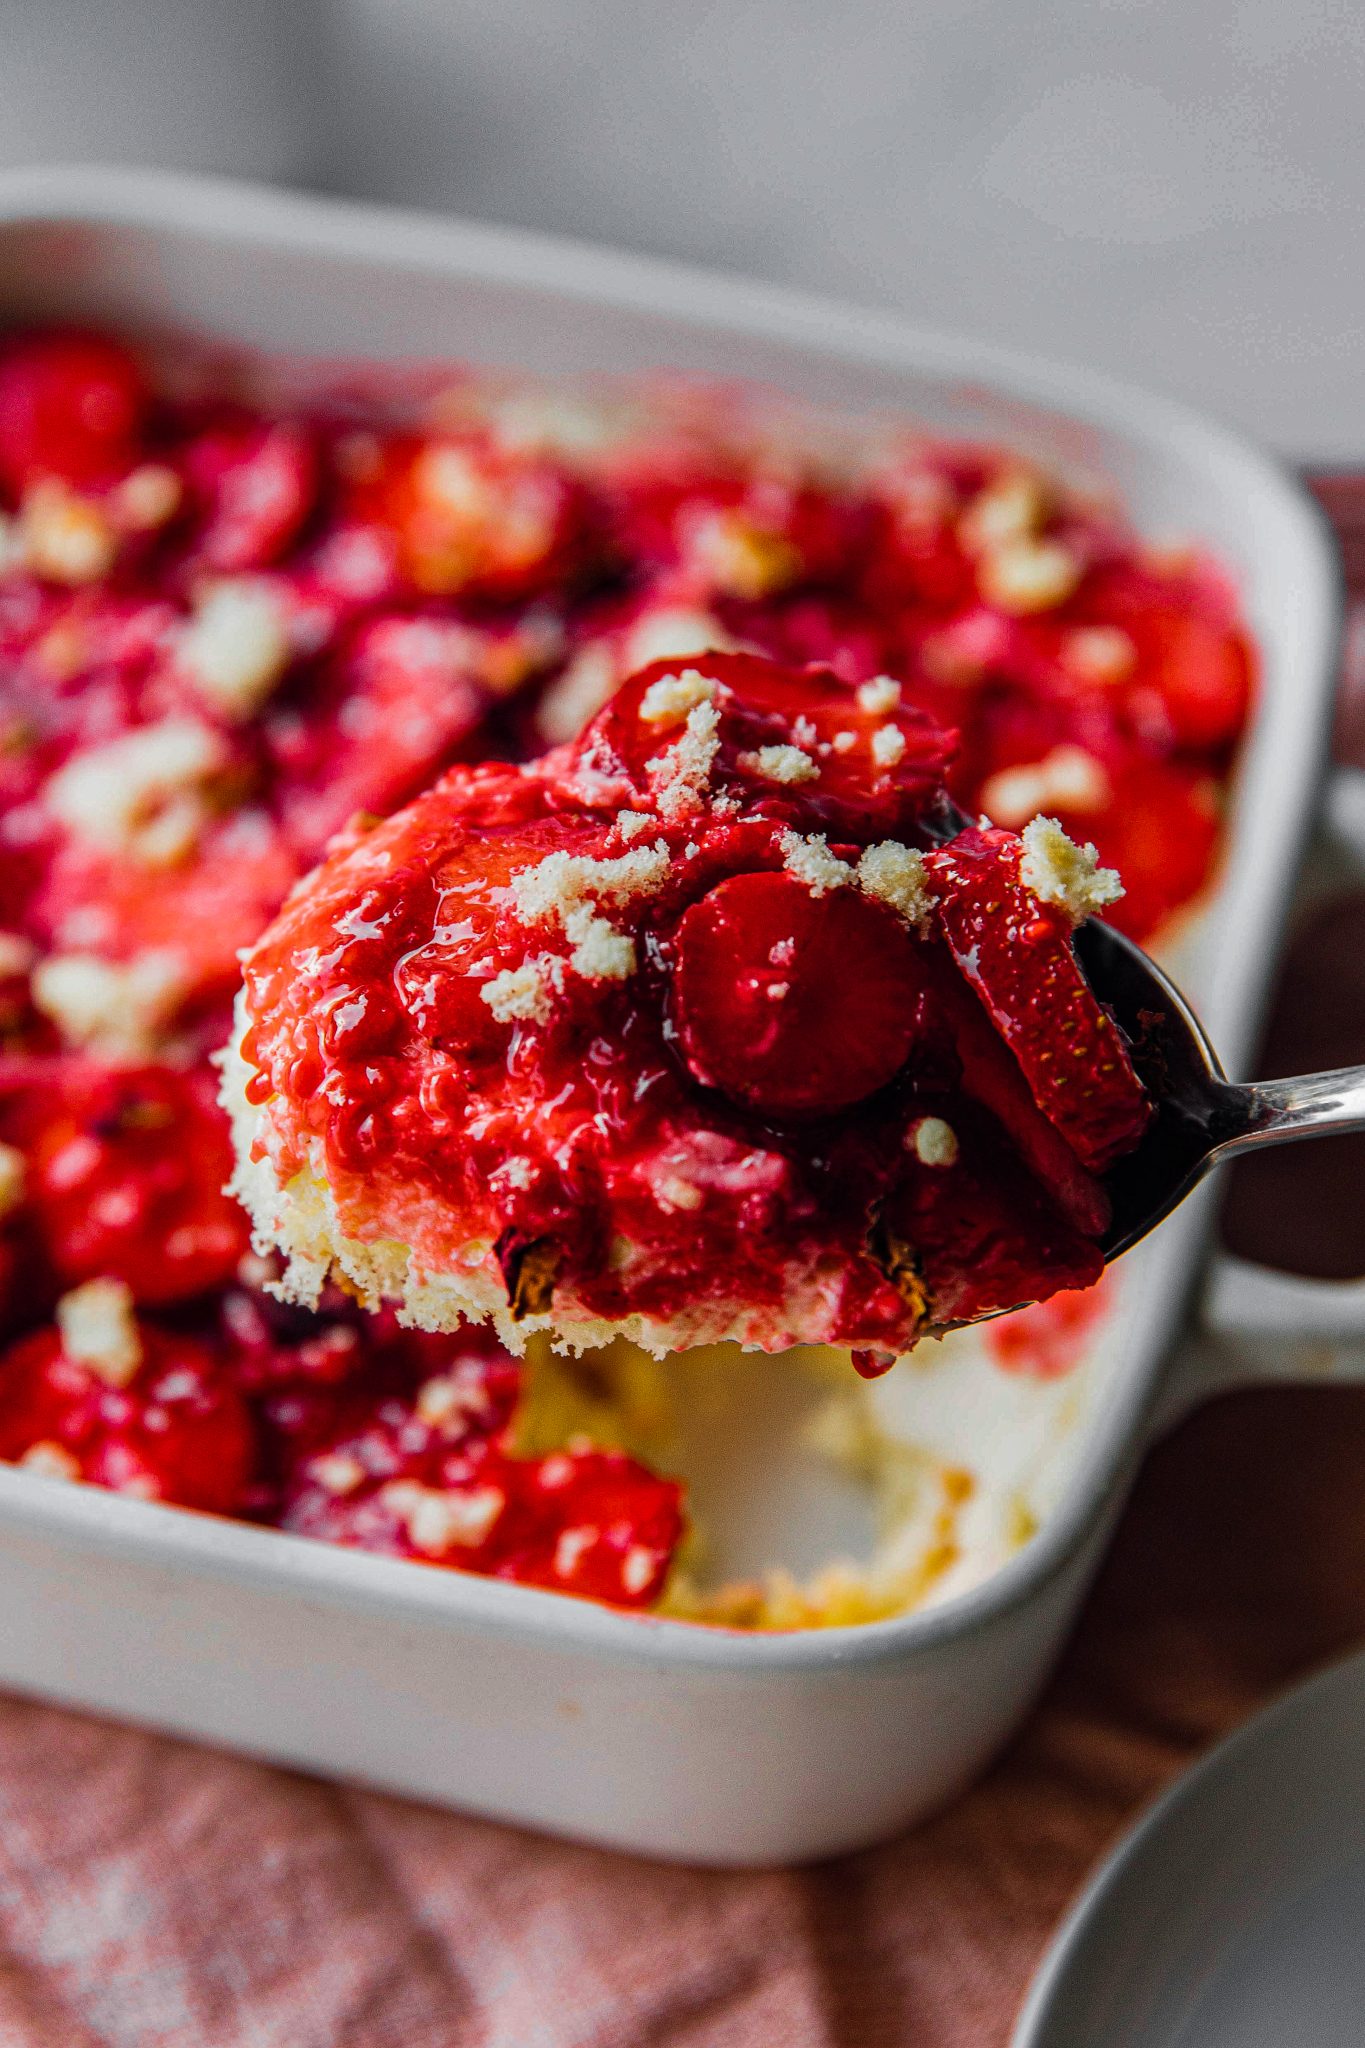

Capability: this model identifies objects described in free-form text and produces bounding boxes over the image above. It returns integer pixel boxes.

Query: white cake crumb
[56,1277,142,1388]
[870,724,907,769]
[649,699,723,815]
[382,1479,504,1553]
[1019,815,1123,923]
[32,949,187,1057]
[179,578,292,721]
[19,480,117,584]
[637,666,717,726]
[0,1142,25,1220]
[415,1373,483,1429]
[1063,626,1135,686]
[958,470,1046,556]
[112,464,182,531]
[779,829,851,895]
[511,841,670,928]
[737,743,818,785]
[979,538,1081,615]
[622,1544,658,1595]
[553,1525,595,1575]
[494,1157,536,1193]
[831,730,858,753]
[19,1441,81,1481]
[615,810,653,841]
[413,444,490,521]
[480,956,563,1025]
[856,842,935,928]
[44,717,228,862]
[309,1451,365,1496]
[624,605,738,671]
[979,745,1110,827]
[910,1116,959,1168]
[688,508,798,598]
[567,909,636,981]
[857,675,902,715]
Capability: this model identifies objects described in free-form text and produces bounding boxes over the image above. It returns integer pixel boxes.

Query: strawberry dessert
[225,650,1152,1361]
[0,324,1252,1618]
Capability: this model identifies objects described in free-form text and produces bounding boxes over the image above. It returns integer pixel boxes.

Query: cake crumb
[980,538,1080,615]
[856,842,934,928]
[1019,815,1123,922]
[179,579,292,722]
[910,1116,959,1168]
[32,950,187,1057]
[567,909,636,981]
[649,699,723,815]
[737,743,818,785]
[382,1479,504,1553]
[511,842,670,928]
[481,956,563,1025]
[979,746,1109,827]
[56,1278,142,1388]
[857,675,901,715]
[19,1441,80,1481]
[44,717,228,863]
[779,830,851,896]
[870,724,906,769]
[637,667,716,727]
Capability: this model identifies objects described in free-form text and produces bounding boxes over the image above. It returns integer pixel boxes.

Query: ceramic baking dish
[0,163,1353,1868]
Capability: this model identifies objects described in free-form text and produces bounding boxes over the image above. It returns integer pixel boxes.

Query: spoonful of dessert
[221,648,1361,1372]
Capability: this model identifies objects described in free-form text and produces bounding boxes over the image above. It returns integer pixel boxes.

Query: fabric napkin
[0,480,1362,2048]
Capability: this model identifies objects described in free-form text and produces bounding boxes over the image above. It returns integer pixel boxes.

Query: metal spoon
[1076,919,1365,1261]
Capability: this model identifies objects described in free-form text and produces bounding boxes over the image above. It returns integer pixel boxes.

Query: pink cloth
[0,480,1362,2048]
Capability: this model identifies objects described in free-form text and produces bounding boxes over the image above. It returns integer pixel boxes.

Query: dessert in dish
[225,650,1151,1359]
[0,325,1254,1621]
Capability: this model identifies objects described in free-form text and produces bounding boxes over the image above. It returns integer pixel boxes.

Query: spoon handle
[1214,1066,1365,1157]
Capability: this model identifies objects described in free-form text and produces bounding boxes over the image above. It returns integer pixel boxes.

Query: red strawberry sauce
[0,328,1253,1609]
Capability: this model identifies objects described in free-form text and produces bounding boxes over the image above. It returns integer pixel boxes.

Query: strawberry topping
[672,870,923,1119]
[926,825,1151,1170]
[0,1315,255,1514]
[0,330,146,492]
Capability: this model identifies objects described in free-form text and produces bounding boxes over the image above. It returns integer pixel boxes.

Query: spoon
[1076,918,1365,1261]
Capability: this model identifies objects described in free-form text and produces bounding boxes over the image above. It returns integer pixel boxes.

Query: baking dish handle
[1151,764,1365,1431]
[1148,1261,1365,1436]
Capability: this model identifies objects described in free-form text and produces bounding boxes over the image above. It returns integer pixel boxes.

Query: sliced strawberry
[914,942,1110,1236]
[0,331,145,493]
[584,651,957,838]
[883,1103,1104,1325]
[182,416,319,570]
[493,1447,683,1608]
[0,1320,255,1514]
[269,615,491,859]
[926,825,1151,1171]
[672,869,924,1119]
[22,1061,249,1304]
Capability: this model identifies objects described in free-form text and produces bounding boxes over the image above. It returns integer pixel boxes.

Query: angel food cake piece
[225,652,1152,1363]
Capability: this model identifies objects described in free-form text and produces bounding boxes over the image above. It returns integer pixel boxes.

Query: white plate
[1014,1647,1365,2046]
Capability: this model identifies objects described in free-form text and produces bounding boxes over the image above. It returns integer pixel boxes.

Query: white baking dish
[0,163,1353,1867]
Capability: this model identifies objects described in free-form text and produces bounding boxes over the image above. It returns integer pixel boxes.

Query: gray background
[0,0,1361,457]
